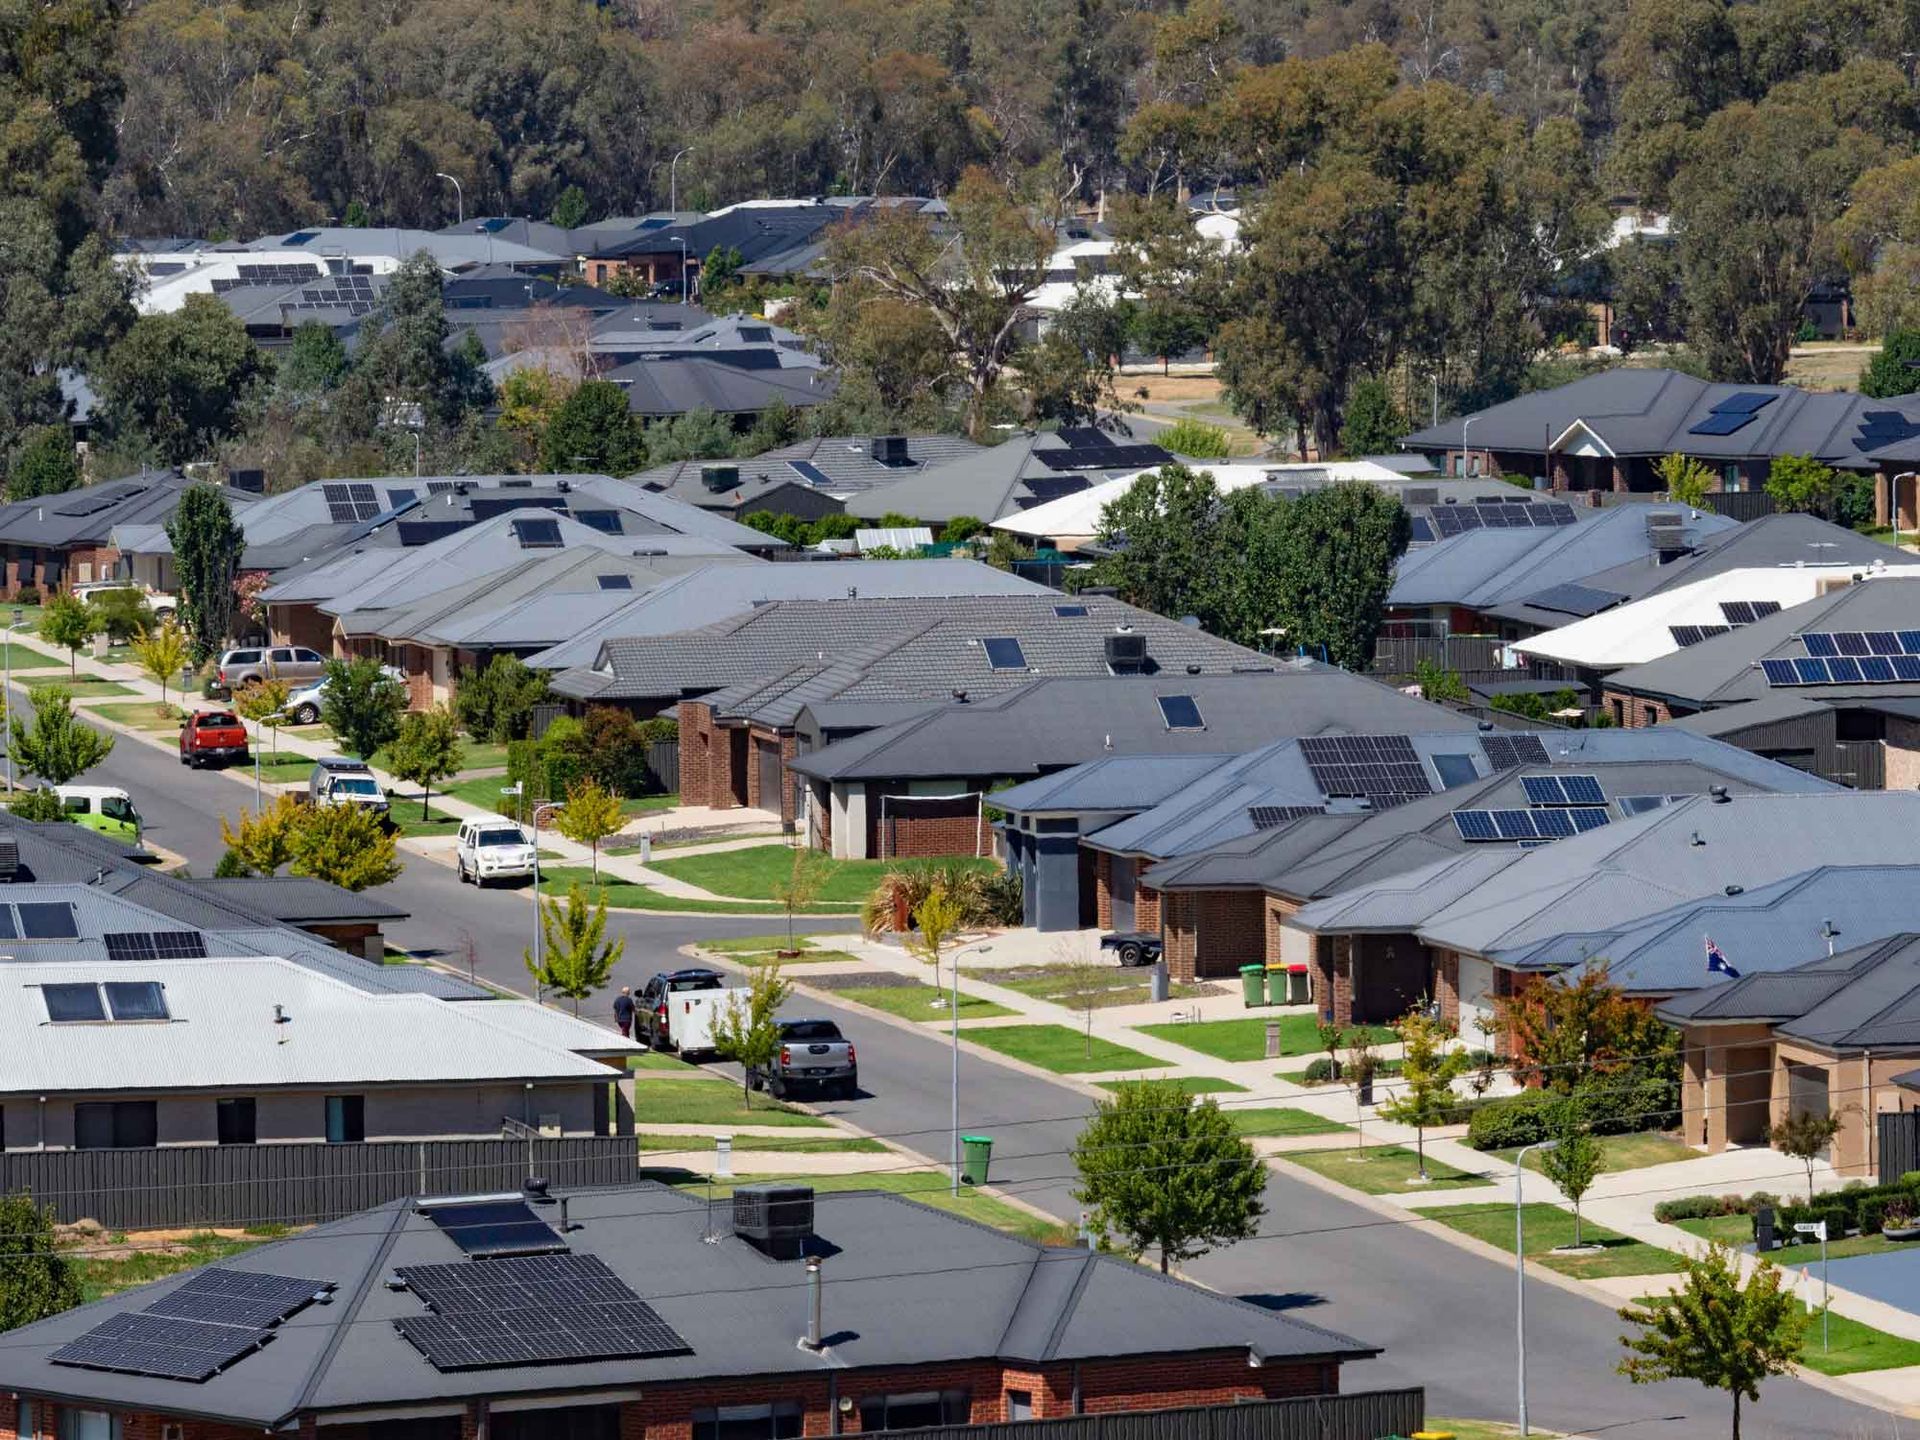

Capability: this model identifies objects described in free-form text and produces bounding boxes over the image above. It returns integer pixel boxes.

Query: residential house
[0,474,261,598]
[843,429,1177,525]
[0,1179,1378,1440]
[574,200,901,289]
[633,434,987,520]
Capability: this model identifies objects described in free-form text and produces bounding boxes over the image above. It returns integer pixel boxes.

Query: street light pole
[669,147,694,213]
[3,607,19,792]
[949,940,991,1194]
[505,782,561,1003]
[1514,1137,1560,1437]
[1461,412,1476,479]
[435,172,464,226]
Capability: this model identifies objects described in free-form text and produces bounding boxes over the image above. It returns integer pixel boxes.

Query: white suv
[456,814,538,886]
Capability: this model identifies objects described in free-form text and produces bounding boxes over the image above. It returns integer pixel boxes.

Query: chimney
[801,1256,824,1350]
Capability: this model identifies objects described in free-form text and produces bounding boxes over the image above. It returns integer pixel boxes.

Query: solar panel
[427,481,457,494]
[18,901,77,939]
[42,983,104,1022]
[512,518,563,549]
[1431,753,1479,788]
[104,931,208,962]
[1528,583,1625,618]
[1793,657,1830,683]
[1521,776,1566,806]
[1482,734,1550,769]
[103,981,169,1021]
[1897,656,1920,681]
[1056,426,1110,449]
[1902,631,1920,654]
[0,837,20,880]
[1720,602,1755,625]
[1561,775,1605,805]
[1670,625,1732,647]
[1802,632,1838,657]
[1531,808,1575,838]
[1432,508,1463,537]
[1409,517,1435,543]
[1248,805,1320,830]
[1751,601,1781,619]
[1714,392,1778,415]
[1835,631,1871,656]
[420,1199,566,1258]
[981,637,1027,670]
[573,509,621,534]
[1687,413,1756,437]
[1451,810,1500,842]
[1492,809,1537,840]
[51,1311,270,1382]
[788,460,833,487]
[1868,630,1903,655]
[596,574,633,591]
[1157,694,1204,729]
[1297,734,1433,804]
[1862,656,1897,682]
[146,1270,331,1330]
[1828,656,1863,684]
[1020,475,1090,504]
[1569,807,1612,832]
[1761,659,1799,686]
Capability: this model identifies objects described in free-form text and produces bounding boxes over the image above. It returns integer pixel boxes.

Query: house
[843,430,1178,526]
[0,474,261,598]
[0,1179,1378,1440]
[603,354,837,423]
[575,201,890,289]
[1401,366,1920,506]
[633,434,987,519]
[1658,933,1920,1177]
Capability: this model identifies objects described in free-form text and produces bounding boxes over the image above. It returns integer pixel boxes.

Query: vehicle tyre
[178,750,188,766]
[768,1074,788,1100]
[292,703,319,725]
[456,859,468,885]
[839,1078,858,1099]
[1118,941,1143,966]
[746,1070,764,1092]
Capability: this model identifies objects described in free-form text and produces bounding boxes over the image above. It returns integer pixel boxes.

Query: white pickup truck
[637,968,751,1060]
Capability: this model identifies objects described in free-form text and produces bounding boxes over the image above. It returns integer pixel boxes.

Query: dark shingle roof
[1658,934,1920,1051]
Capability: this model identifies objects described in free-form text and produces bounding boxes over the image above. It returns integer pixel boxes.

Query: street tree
[129,619,190,713]
[86,587,153,644]
[770,845,828,954]
[1073,1077,1266,1273]
[905,885,968,999]
[1656,453,1715,506]
[540,378,646,474]
[232,677,290,758]
[11,683,112,784]
[555,777,623,879]
[1618,1244,1806,1440]
[388,706,465,819]
[525,879,625,1016]
[165,484,243,664]
[1768,1110,1845,1202]
[713,961,794,1109]
[37,593,97,675]
[219,793,303,876]
[318,656,407,760]
[6,426,79,500]
[1495,963,1678,1093]
[287,802,401,891]
[1376,1010,1468,1181]
[0,1190,80,1331]
[1540,1105,1603,1247]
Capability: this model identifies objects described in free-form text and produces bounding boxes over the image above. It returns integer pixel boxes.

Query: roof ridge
[283,1200,414,1423]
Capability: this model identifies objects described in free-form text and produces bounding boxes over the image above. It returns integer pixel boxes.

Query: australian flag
[1706,937,1740,980]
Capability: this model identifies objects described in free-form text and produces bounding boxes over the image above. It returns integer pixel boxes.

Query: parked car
[178,710,249,768]
[281,666,406,726]
[1100,931,1163,967]
[455,814,538,886]
[637,968,730,1053]
[216,645,329,691]
[71,582,174,624]
[308,757,389,816]
[747,1018,858,1099]
[52,785,141,842]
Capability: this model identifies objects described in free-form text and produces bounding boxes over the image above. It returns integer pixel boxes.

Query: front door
[756,740,782,817]
[1111,855,1136,930]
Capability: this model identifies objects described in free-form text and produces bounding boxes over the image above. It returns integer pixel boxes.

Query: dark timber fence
[0,1138,638,1229]
[881,1391,1424,1440]
[1881,1112,1920,1185]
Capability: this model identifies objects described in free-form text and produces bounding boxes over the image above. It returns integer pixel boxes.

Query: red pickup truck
[178,710,250,769]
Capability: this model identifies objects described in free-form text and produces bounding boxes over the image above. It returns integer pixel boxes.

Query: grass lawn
[391,808,460,839]
[834,984,1015,1023]
[1631,1293,1920,1377]
[631,1076,829,1127]
[71,1230,279,1303]
[255,759,315,783]
[651,844,992,904]
[677,1172,1072,1246]
[538,866,816,915]
[697,933,850,953]
[622,793,677,816]
[1671,1214,1753,1247]
[0,653,66,672]
[961,1023,1170,1074]
[638,1132,888,1154]
[371,740,510,773]
[1228,1108,1349,1138]
[991,966,1215,1011]
[1778,1231,1905,1261]
[59,678,138,698]
[89,701,186,730]
[1095,1075,1247,1094]
[629,1051,701,1072]
[443,773,524,812]
[1426,1423,1554,1440]
[1491,1132,1697,1175]
[1430,1202,1684,1279]
[1139,1015,1397,1062]
[1286,1145,1494,1195]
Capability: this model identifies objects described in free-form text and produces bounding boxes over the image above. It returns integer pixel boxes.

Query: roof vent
[1690,830,1704,847]
[1105,632,1148,673]
[701,464,740,493]
[521,1176,552,1204]
[1709,785,1730,803]
[1725,884,1743,896]
[1185,663,1201,675]
[951,689,968,703]
[734,1183,815,1261]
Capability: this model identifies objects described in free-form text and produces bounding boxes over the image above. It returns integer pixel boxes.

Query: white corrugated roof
[0,957,633,1095]
[1513,567,1920,669]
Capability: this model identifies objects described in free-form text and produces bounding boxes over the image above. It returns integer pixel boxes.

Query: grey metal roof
[633,433,986,503]
[195,877,408,922]
[989,753,1243,814]
[0,475,260,551]
[842,431,1158,523]
[602,354,836,418]
[1657,933,1920,1052]
[241,227,565,267]
[526,559,1052,672]
[0,1184,1374,1427]
[558,595,1277,704]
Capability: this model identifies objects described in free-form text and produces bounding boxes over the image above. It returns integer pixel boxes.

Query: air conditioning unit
[734,1182,815,1260]
[1105,632,1148,672]
[870,435,910,466]
[701,465,741,493]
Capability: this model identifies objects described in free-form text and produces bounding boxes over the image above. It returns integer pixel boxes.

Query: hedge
[1465,1071,1679,1151]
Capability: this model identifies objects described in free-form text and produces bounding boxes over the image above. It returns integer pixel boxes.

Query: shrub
[1858,1196,1890,1236]
[1654,1194,1753,1223]
[1303,1057,1337,1083]
[978,869,1023,926]
[1466,1088,1558,1149]
[14,586,39,606]
[454,653,550,742]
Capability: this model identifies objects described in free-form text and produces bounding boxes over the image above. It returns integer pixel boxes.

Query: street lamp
[948,939,991,1195]
[3,607,23,792]
[1514,1137,1560,1436]
[1461,412,1476,479]
[669,147,694,214]
[668,237,691,305]
[435,172,464,226]
[503,782,561,1002]
[1794,1220,1830,1353]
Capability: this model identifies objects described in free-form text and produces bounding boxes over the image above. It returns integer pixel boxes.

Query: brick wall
[268,603,337,654]
[869,788,988,858]
[66,545,119,587]
[1433,950,1460,1025]
[1094,851,1113,930]
[1603,689,1675,728]
[1135,883,1160,934]
[1263,896,1298,966]
[678,702,721,809]
[1888,717,1920,790]
[1162,890,1265,980]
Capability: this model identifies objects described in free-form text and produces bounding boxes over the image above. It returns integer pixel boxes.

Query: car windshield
[100,797,136,822]
[668,975,721,992]
[477,827,526,847]
[200,713,240,727]
[782,1020,842,1041]
[333,778,380,795]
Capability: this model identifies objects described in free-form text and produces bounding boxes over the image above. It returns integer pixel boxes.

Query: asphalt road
[65,709,1906,1439]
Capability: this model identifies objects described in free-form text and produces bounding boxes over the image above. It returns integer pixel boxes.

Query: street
[73,710,1903,1438]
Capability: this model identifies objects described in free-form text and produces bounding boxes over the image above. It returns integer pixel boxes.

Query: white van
[455,813,538,886]
[53,785,142,842]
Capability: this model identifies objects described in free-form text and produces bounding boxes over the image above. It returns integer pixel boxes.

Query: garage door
[1111,856,1136,930]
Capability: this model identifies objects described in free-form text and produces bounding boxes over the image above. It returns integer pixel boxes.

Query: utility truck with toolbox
[637,968,751,1060]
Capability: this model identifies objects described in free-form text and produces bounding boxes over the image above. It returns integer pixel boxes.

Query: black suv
[637,968,724,1050]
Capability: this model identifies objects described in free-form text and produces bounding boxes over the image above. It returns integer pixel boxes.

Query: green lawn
[391,808,460,839]
[1491,1132,1697,1175]
[0,653,66,672]
[89,700,186,730]
[1095,1075,1247,1094]
[1431,1203,1684,1279]
[677,1172,1073,1246]
[1286,1145,1494,1195]
[961,1023,1170,1074]
[1668,1215,1909,1262]
[59,678,137,698]
[1671,1214,1753,1247]
[651,844,992,903]
[443,774,525,812]
[697,933,850,954]
[1631,1294,1920,1377]
[629,1051,701,1072]
[71,1230,278,1303]
[1139,1015,1398,1061]
[622,793,677,816]
[540,866,833,915]
[1228,1108,1349,1138]
[638,1132,888,1154]
[255,760,315,783]
[371,740,510,773]
[631,1076,830,1127]
[835,984,1015,1023]
[991,966,1214,1011]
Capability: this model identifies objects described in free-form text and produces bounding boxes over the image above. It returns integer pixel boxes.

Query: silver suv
[308,757,389,815]
[217,645,329,690]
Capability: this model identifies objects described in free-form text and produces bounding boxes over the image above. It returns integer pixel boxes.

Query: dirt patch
[803,970,926,991]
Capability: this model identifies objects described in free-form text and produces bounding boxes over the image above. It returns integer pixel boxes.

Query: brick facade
[1432,950,1460,1025]
[266,602,337,654]
[1094,851,1113,929]
[1134,884,1160,934]
[1603,689,1677,729]
[1162,890,1265,981]
[867,786,990,858]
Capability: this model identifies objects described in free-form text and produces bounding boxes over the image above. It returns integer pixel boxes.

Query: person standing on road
[613,986,635,1038]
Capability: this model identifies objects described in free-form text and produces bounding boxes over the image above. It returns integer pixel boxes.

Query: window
[103,982,169,1022]
[271,649,296,664]
[779,1020,842,1042]
[981,637,1027,670]
[100,796,135,824]
[1005,1392,1033,1422]
[1156,694,1203,730]
[325,1094,365,1143]
[216,1097,257,1146]
[1642,706,1659,727]
[596,574,633,590]
[477,827,528,847]
[18,902,78,939]
[42,984,105,1023]
[55,1411,117,1440]
[61,795,91,814]
[17,1398,31,1440]
[1053,604,1088,618]
[294,649,324,663]
[858,1392,971,1431]
[691,1404,803,1440]
[74,1101,157,1150]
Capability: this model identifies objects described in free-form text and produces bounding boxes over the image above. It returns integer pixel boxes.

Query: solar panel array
[1519,774,1605,806]
[788,460,834,487]
[1687,391,1777,437]
[1856,409,1920,453]
[54,485,136,517]
[1298,735,1432,805]
[51,1269,330,1382]
[422,1199,567,1258]
[1452,807,1611,842]
[289,275,379,315]
[1034,428,1172,472]
[1428,502,1576,538]
[209,263,324,293]
[393,1253,689,1372]
[1803,630,1920,657]
[512,518,563,549]
[1527,582,1626,618]
[397,520,470,546]
[104,930,209,962]
[321,482,384,524]
[1019,475,1092,503]
[1761,629,1920,687]
[1408,516,1436,543]
[1248,804,1323,830]
[1481,734,1551,769]
[1670,624,1732,647]
[1720,600,1782,625]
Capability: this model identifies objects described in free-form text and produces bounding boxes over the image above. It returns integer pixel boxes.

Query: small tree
[453,653,551,742]
[287,802,401,891]
[130,619,191,712]
[37,594,97,675]
[1618,1244,1807,1440]
[769,845,828,954]
[11,684,113,784]
[1376,1010,1468,1180]
[0,1190,81,1330]
[166,484,244,664]
[1073,1077,1266,1273]
[1412,657,1468,704]
[1157,417,1234,458]
[87,587,155,643]
[233,677,290,758]
[1539,1104,1604,1247]
[1056,950,1111,1058]
[555,777,624,879]
[220,793,304,876]
[1655,452,1715,506]
[905,885,967,999]
[524,880,625,1016]
[318,656,406,759]
[388,706,465,819]
[712,960,792,1108]
[1764,453,1842,518]
[1317,1020,1344,1081]
[9,787,69,822]
[1768,1109,1844,1202]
